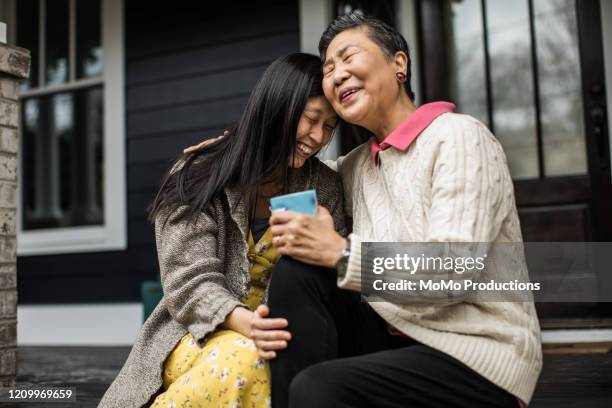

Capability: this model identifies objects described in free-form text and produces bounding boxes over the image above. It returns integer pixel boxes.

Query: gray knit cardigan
[98,158,346,408]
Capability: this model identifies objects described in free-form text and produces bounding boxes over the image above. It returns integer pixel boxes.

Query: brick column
[0,42,30,388]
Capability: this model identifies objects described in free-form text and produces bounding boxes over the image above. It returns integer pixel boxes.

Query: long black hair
[148,53,325,225]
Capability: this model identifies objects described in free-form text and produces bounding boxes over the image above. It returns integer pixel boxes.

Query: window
[12,0,125,255]
[446,0,587,180]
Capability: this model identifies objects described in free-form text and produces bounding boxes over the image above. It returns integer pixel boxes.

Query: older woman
[265,13,542,408]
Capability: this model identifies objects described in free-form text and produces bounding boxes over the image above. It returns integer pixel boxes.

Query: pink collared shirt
[370,101,456,165]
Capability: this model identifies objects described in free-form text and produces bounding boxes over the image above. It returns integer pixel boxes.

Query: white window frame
[11,0,126,255]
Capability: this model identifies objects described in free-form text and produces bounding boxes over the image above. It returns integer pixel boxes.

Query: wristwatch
[335,235,351,278]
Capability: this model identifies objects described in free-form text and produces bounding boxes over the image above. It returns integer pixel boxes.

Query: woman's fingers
[254,339,288,351]
[183,140,211,154]
[251,304,291,361]
[276,245,316,262]
[272,233,305,248]
[269,210,294,226]
[252,316,288,330]
[255,304,270,317]
[182,132,227,154]
[258,349,277,360]
[251,306,291,360]
[251,328,291,341]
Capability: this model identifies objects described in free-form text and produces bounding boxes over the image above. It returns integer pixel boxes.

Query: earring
[396,72,406,83]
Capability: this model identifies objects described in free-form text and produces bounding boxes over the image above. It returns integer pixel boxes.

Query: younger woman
[99,53,346,408]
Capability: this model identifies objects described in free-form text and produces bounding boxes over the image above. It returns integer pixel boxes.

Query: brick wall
[0,42,29,387]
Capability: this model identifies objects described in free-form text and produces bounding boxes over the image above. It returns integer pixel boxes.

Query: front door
[419,0,612,326]
[336,0,612,326]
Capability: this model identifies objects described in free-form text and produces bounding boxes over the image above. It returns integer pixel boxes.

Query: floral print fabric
[150,227,279,408]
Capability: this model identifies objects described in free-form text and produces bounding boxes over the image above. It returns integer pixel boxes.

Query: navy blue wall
[17,1,300,303]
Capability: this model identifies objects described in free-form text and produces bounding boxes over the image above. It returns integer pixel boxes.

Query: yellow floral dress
[150,226,279,408]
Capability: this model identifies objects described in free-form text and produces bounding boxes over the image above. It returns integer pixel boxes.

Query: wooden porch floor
[2,346,611,407]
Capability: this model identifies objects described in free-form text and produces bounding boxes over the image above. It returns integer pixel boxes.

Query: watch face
[336,257,348,277]
[336,251,349,276]
[336,238,351,274]
[342,238,351,257]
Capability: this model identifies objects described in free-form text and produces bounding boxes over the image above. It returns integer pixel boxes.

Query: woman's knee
[269,256,334,298]
[272,256,319,282]
[230,335,268,373]
[194,331,267,375]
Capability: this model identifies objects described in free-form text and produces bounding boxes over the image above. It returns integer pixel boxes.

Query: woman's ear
[393,51,409,77]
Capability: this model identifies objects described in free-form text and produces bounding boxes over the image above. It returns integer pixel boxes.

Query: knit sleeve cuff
[337,233,362,292]
[191,297,247,347]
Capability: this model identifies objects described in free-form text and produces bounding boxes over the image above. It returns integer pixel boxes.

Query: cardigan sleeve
[155,206,246,344]
[338,120,508,302]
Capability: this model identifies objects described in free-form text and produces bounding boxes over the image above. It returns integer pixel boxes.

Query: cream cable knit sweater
[326,112,542,404]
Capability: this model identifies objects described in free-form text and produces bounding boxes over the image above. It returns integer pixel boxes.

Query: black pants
[267,256,520,408]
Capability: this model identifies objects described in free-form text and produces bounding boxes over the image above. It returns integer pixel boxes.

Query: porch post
[0,31,30,387]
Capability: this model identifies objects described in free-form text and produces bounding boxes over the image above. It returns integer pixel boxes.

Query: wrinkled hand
[182,130,228,154]
[250,305,291,360]
[270,205,346,268]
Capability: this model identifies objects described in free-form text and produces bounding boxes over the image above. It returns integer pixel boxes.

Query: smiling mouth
[297,142,314,157]
[340,88,360,103]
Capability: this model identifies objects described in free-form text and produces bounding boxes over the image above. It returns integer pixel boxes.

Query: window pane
[45,0,69,85]
[447,0,488,126]
[22,95,63,230]
[16,0,39,90]
[22,98,41,215]
[56,93,74,213]
[486,0,539,179]
[534,0,587,176]
[76,0,103,78]
[73,86,104,224]
[21,87,104,230]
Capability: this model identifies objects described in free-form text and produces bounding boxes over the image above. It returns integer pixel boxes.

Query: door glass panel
[486,0,539,179]
[444,0,588,180]
[534,0,587,176]
[448,0,488,126]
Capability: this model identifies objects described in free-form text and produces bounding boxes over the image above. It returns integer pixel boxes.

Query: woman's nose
[333,66,350,85]
[310,128,325,145]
